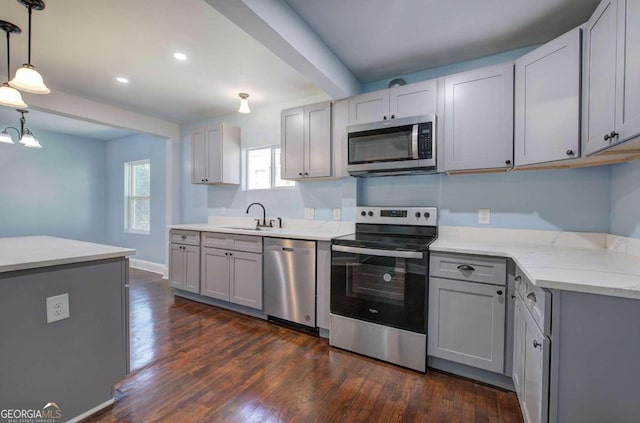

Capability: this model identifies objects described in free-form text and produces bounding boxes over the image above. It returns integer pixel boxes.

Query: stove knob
[360,211,366,217]
[424,212,430,219]
[415,212,421,218]
[368,211,374,217]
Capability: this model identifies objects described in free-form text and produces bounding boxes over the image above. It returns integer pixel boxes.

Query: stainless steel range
[330,206,437,372]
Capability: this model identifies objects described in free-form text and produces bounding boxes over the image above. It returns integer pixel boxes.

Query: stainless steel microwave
[346,114,436,177]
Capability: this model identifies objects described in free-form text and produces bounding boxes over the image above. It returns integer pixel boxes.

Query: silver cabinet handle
[527,292,537,302]
[533,340,542,349]
[515,275,522,282]
[181,234,187,240]
[497,290,503,295]
[457,264,475,271]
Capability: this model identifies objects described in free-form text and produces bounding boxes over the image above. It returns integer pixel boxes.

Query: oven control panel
[356,207,438,226]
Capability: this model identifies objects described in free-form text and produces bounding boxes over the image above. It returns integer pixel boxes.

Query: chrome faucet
[246,202,267,227]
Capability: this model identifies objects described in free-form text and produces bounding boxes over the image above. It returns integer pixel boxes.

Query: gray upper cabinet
[443,63,514,171]
[515,28,582,166]
[281,101,332,180]
[348,80,437,125]
[583,0,640,155]
[331,98,349,178]
[191,123,241,184]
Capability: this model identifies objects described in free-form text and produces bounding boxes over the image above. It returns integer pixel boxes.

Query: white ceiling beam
[206,0,362,99]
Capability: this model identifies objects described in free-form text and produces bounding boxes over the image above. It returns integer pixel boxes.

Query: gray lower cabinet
[169,243,200,294]
[514,295,550,423]
[428,276,506,373]
[201,246,262,310]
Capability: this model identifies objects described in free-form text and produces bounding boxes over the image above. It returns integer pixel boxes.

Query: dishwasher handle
[265,245,310,255]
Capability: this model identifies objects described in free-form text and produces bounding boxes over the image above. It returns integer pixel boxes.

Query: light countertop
[0,236,136,273]
[170,217,355,242]
[431,227,640,300]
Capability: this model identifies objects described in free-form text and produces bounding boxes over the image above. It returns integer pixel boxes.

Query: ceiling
[0,0,323,124]
[284,0,600,82]
[0,108,137,141]
[0,0,601,126]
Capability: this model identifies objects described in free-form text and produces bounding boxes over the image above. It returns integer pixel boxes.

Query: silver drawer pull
[533,340,542,349]
[457,264,475,272]
[526,292,537,302]
[181,234,187,240]
[515,275,522,282]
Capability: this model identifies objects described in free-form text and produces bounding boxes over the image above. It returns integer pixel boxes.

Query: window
[125,160,151,234]
[246,147,295,190]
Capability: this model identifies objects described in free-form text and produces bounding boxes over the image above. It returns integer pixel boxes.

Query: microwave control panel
[418,122,433,159]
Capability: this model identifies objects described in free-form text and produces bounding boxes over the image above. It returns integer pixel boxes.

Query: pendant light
[0,109,42,148]
[9,0,50,95]
[0,20,27,108]
[238,93,251,114]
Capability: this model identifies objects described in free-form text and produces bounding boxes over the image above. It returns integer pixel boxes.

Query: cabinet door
[184,245,200,294]
[205,126,222,183]
[583,0,619,155]
[305,101,332,178]
[520,299,550,423]
[281,107,305,179]
[389,79,437,118]
[428,277,506,373]
[191,127,207,184]
[229,251,263,310]
[615,0,640,141]
[169,244,185,289]
[515,28,581,166]
[201,247,230,301]
[331,98,349,178]
[513,299,526,399]
[349,89,389,125]
[444,63,514,171]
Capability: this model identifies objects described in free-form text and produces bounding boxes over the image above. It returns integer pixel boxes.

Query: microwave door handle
[411,124,419,159]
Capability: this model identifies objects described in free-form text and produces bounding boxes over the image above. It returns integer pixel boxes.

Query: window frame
[245,146,295,191]
[124,159,151,235]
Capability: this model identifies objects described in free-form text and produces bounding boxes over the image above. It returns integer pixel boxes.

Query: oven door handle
[332,244,424,259]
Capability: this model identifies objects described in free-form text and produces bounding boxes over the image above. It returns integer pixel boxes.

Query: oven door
[331,245,427,334]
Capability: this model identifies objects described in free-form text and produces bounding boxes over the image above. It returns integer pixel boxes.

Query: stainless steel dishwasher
[263,237,317,330]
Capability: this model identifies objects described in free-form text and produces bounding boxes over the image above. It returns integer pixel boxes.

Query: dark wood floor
[84,269,522,423]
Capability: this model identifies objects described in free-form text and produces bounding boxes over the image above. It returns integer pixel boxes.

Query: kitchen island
[0,236,134,422]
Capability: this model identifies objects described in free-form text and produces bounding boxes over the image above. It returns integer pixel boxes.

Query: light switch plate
[304,208,315,219]
[46,293,70,323]
[332,208,341,220]
[478,208,491,225]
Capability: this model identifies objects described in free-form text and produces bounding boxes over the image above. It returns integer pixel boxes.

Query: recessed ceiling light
[173,52,187,61]
[116,77,129,84]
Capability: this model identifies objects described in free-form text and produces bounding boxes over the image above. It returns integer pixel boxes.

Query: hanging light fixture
[9,0,50,95]
[0,20,27,108]
[238,93,251,114]
[0,109,42,148]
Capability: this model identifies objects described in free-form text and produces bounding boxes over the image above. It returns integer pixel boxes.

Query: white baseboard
[66,398,114,423]
[129,258,168,278]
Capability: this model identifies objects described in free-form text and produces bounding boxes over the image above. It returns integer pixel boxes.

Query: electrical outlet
[478,208,491,225]
[332,208,341,220]
[304,207,315,219]
[46,293,70,324]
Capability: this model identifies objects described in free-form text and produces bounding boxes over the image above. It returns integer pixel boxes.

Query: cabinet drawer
[520,274,551,336]
[170,230,200,246]
[202,232,232,249]
[228,234,263,254]
[430,253,507,286]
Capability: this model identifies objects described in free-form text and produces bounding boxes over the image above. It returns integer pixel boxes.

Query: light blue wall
[362,46,537,92]
[106,134,166,263]
[610,160,640,238]
[359,167,612,232]
[0,127,107,243]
